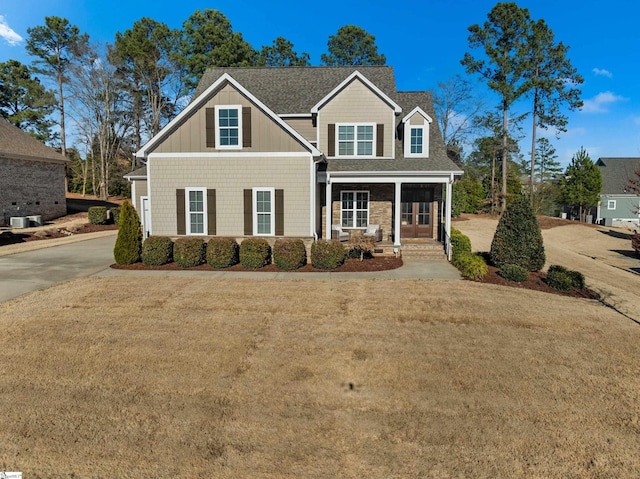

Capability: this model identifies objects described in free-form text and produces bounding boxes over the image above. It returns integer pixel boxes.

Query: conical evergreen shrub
[113,200,142,265]
[490,196,545,272]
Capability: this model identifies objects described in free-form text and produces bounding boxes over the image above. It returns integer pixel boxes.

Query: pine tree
[113,201,142,264]
[490,195,545,271]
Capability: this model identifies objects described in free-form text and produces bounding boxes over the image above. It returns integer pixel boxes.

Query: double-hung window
[215,105,242,149]
[410,127,423,154]
[337,124,375,157]
[253,187,275,235]
[341,191,369,228]
[186,187,207,235]
[405,124,426,157]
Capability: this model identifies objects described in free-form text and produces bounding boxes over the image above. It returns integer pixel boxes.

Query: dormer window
[215,105,242,149]
[402,107,432,158]
[337,123,375,157]
[410,126,424,155]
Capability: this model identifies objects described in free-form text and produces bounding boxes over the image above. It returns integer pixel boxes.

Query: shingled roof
[194,66,461,173]
[596,157,640,194]
[0,118,67,163]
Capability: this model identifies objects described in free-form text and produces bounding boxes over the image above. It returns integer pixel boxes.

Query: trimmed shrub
[568,269,586,289]
[273,239,307,270]
[346,235,375,260]
[499,263,529,283]
[546,265,586,291]
[88,206,108,225]
[451,228,472,263]
[632,233,640,255]
[142,236,173,266]
[239,238,271,269]
[206,238,239,268]
[311,240,346,270]
[455,253,488,280]
[109,207,121,225]
[113,201,142,265]
[174,237,206,268]
[490,196,545,271]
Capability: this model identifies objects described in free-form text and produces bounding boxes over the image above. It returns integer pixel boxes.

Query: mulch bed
[0,224,117,246]
[111,256,404,273]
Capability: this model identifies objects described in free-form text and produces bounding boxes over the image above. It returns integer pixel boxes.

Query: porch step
[400,241,446,259]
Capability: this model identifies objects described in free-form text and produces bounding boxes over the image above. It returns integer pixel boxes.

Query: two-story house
[127,66,462,257]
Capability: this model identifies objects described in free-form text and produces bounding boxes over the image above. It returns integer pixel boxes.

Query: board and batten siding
[149,156,311,236]
[318,78,394,157]
[152,83,308,154]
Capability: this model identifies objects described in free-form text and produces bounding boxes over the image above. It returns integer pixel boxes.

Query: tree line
[0,10,385,199]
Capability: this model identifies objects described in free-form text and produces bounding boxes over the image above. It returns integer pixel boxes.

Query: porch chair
[363,224,382,242]
[331,224,349,242]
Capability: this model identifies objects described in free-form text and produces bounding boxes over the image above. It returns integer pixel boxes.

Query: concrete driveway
[0,234,116,303]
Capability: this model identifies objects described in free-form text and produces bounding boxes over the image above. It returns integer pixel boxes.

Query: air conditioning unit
[27,215,43,227]
[10,216,29,229]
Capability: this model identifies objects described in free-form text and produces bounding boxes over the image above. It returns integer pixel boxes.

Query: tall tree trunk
[530,87,539,205]
[501,97,508,213]
[490,148,496,216]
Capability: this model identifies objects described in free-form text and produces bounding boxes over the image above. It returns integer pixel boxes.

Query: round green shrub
[142,236,174,266]
[451,227,472,261]
[88,206,108,225]
[499,263,529,282]
[273,239,307,270]
[113,201,142,265]
[455,253,488,280]
[546,265,573,291]
[490,196,545,271]
[311,240,346,270]
[568,270,585,289]
[206,238,239,268]
[174,237,206,268]
[239,238,271,269]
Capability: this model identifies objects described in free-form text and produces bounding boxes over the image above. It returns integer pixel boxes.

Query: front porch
[319,172,455,259]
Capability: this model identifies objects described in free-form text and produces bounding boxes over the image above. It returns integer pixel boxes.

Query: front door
[400,187,433,239]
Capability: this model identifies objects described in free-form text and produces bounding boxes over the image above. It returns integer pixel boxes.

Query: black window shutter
[376,124,384,157]
[328,124,335,156]
[206,108,215,148]
[176,189,186,235]
[243,189,253,235]
[275,189,284,236]
[207,189,216,235]
[242,107,252,148]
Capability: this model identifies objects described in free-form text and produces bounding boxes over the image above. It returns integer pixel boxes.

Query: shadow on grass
[599,229,634,240]
[611,249,640,260]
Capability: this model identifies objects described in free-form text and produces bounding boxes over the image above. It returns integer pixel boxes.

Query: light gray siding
[149,156,312,236]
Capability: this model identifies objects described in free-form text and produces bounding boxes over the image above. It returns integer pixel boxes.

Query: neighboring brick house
[129,66,462,255]
[0,119,68,225]
[596,157,640,226]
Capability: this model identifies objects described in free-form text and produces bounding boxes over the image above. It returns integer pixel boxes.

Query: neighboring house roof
[124,166,147,179]
[0,118,67,163]
[596,157,640,195]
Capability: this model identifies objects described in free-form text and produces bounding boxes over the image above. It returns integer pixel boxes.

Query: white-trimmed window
[186,187,207,235]
[341,191,369,228]
[215,105,242,149]
[337,124,375,157]
[253,187,275,235]
[404,123,428,157]
[607,199,616,210]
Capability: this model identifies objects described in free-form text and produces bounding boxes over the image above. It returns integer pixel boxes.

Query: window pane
[338,125,354,140]
[189,191,203,212]
[357,142,372,156]
[342,211,353,227]
[356,210,368,227]
[411,128,423,154]
[190,213,204,234]
[256,190,271,213]
[339,142,354,155]
[257,213,271,234]
[357,125,373,140]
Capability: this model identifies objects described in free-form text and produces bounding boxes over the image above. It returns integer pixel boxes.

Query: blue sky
[1,0,639,167]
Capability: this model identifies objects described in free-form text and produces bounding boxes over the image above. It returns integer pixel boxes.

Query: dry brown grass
[1,276,640,477]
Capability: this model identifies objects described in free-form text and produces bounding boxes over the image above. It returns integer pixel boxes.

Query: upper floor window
[215,105,242,149]
[337,124,375,157]
[404,123,428,158]
[410,127,423,154]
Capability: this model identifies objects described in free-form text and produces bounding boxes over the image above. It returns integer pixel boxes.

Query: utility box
[604,217,613,227]
[10,216,29,229]
[27,215,43,227]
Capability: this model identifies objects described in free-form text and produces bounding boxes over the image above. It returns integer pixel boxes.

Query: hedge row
[451,228,487,280]
[546,265,585,291]
[88,206,121,225]
[136,237,354,270]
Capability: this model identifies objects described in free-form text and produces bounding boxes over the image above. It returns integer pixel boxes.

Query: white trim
[147,151,313,159]
[404,124,428,158]
[334,123,376,158]
[310,70,402,114]
[136,73,320,158]
[340,190,370,229]
[214,105,242,150]
[401,107,433,124]
[325,176,332,240]
[279,113,312,118]
[131,180,137,210]
[185,187,208,236]
[140,196,151,239]
[252,187,275,236]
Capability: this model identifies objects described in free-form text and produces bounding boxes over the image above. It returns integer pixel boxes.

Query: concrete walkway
[0,233,460,304]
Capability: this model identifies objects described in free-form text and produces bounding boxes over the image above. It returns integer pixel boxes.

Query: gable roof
[0,119,67,163]
[137,73,320,158]
[193,66,398,114]
[596,157,640,195]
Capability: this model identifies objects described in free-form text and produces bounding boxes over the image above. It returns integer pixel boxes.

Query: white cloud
[0,15,23,46]
[581,91,628,113]
[592,68,613,78]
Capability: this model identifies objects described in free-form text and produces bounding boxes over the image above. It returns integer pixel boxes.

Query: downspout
[311,155,324,240]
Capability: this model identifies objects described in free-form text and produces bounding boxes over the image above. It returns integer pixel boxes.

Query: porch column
[445,177,453,260]
[394,180,402,246]
[325,177,332,240]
